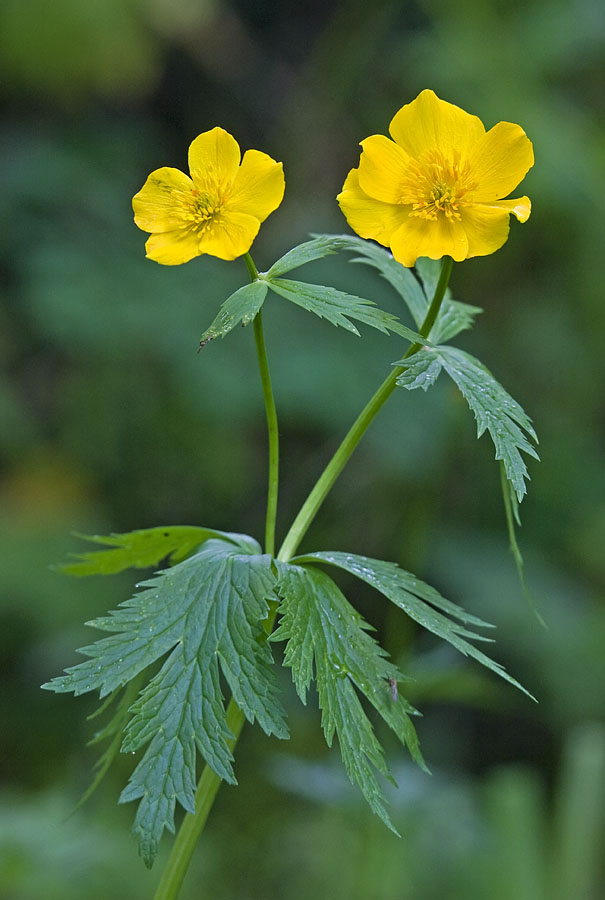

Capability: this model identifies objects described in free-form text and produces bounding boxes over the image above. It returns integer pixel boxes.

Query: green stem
[277,255,453,562]
[152,700,246,900]
[253,310,279,556]
[244,252,279,555]
[243,251,258,281]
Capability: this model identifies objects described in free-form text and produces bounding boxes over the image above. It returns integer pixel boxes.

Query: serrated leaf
[296,551,533,699]
[315,233,428,325]
[499,462,546,626]
[44,536,288,865]
[446,346,538,500]
[199,281,267,347]
[72,677,142,814]
[266,278,425,343]
[413,258,482,343]
[59,525,238,576]
[396,353,443,391]
[265,235,350,279]
[318,234,481,343]
[428,299,482,344]
[396,346,538,502]
[272,562,425,831]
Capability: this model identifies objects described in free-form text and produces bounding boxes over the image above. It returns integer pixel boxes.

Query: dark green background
[1,1,604,897]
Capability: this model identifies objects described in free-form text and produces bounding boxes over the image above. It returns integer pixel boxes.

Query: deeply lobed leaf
[265,235,351,279]
[44,536,288,866]
[72,678,142,815]
[316,234,481,342]
[266,277,425,343]
[272,562,425,831]
[294,551,532,698]
[199,280,268,347]
[397,345,539,502]
[59,525,238,576]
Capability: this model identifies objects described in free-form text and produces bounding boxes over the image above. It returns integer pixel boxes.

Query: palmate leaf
[294,552,532,698]
[272,562,425,831]
[265,278,425,343]
[198,280,268,348]
[397,345,539,502]
[60,525,235,576]
[318,234,482,343]
[43,535,288,866]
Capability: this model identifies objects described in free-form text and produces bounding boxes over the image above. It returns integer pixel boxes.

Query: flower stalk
[277,255,453,562]
[244,252,280,556]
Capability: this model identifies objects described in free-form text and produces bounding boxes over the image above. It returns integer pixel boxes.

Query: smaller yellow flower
[133,127,285,265]
[337,90,534,267]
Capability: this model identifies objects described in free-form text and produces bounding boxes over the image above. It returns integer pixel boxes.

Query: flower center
[188,189,224,233]
[400,150,474,221]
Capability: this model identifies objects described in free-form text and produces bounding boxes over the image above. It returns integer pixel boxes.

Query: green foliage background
[1,0,603,897]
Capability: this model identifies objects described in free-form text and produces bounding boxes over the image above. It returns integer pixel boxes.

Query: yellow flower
[133,127,285,265]
[337,90,533,267]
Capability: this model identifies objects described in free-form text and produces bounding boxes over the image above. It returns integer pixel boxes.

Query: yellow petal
[459,204,511,258]
[227,149,285,222]
[199,210,260,261]
[468,122,534,201]
[390,214,469,267]
[357,134,411,203]
[188,127,241,195]
[133,167,194,233]
[145,228,201,265]
[489,195,531,222]
[337,168,411,245]
[389,89,485,160]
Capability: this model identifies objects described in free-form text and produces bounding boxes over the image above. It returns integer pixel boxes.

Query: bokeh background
[1,1,604,897]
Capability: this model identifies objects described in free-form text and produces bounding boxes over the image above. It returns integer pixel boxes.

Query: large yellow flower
[133,127,285,265]
[337,90,533,267]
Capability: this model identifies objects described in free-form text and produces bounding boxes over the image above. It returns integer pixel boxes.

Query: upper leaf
[59,525,239,576]
[499,462,545,625]
[44,536,288,866]
[295,551,533,698]
[397,345,538,502]
[265,278,425,343]
[198,280,268,348]
[320,234,481,343]
[272,562,425,831]
[396,352,443,392]
[264,235,350,279]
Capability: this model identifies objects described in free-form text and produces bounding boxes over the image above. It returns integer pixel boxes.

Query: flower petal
[459,204,512,258]
[357,134,411,203]
[145,228,201,265]
[390,214,469,267]
[133,167,195,233]
[337,168,411,245]
[389,89,485,160]
[199,210,260,261]
[227,149,285,222]
[468,122,534,201]
[188,127,241,194]
[489,195,531,222]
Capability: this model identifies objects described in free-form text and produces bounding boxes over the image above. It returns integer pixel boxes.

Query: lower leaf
[273,562,425,831]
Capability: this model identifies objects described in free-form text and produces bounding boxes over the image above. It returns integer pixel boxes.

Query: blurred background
[1,0,604,897]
